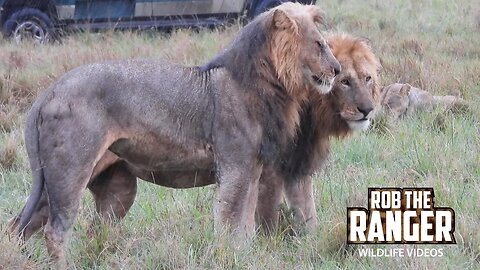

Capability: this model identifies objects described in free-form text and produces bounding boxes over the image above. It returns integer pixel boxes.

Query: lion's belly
[128,167,216,188]
[108,135,214,172]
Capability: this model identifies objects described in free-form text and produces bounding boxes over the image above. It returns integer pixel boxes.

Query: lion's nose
[333,65,341,76]
[358,106,374,118]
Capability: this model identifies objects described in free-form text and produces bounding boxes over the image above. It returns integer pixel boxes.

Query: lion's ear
[357,36,373,48]
[308,6,325,25]
[273,9,298,34]
[377,57,383,72]
[399,84,411,96]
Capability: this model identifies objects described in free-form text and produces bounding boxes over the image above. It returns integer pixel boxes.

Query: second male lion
[10,3,340,266]
[256,32,381,231]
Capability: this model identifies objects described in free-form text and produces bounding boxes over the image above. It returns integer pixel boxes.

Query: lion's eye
[316,41,324,50]
[341,79,350,86]
[365,76,372,82]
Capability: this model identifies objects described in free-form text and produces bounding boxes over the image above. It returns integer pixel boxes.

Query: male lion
[10,3,340,266]
[29,32,378,238]
[256,32,381,230]
[380,83,468,118]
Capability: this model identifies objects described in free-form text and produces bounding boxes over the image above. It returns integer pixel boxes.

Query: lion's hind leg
[8,192,49,240]
[88,161,137,222]
[42,156,97,267]
[38,113,118,267]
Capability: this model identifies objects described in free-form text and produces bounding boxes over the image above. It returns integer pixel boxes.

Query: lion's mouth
[340,111,373,131]
[347,119,371,131]
[355,117,368,122]
[304,67,334,94]
[311,74,333,94]
[312,75,325,85]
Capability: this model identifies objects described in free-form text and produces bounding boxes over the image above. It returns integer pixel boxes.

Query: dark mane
[200,4,343,169]
[280,33,381,181]
[200,13,277,88]
[279,93,351,180]
[200,12,299,165]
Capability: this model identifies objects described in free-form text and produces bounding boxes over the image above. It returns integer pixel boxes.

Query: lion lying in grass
[9,3,340,267]
[380,83,468,118]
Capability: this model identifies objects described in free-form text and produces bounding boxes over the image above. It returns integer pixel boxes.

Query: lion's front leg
[213,160,263,241]
[284,176,317,231]
[211,104,265,240]
[255,166,284,233]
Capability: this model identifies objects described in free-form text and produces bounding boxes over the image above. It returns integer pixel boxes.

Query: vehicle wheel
[2,8,55,44]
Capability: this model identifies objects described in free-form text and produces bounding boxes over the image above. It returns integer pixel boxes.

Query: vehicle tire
[2,8,55,44]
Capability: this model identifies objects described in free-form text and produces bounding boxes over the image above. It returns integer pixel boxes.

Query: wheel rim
[13,21,49,44]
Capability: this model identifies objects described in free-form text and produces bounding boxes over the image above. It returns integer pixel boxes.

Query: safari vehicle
[0,0,315,43]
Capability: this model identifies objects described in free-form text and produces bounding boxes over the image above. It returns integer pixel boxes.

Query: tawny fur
[380,83,468,118]
[9,3,340,267]
[256,33,381,231]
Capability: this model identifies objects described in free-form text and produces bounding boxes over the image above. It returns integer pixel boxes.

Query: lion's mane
[202,3,325,165]
[280,33,381,180]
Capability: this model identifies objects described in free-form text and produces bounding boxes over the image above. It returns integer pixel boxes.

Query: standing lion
[9,3,340,267]
[256,32,381,231]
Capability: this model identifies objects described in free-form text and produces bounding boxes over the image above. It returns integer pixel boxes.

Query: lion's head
[326,33,381,131]
[380,83,412,118]
[204,3,340,96]
[268,3,341,94]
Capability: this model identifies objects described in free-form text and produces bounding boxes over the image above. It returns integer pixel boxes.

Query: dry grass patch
[0,133,18,169]
[0,106,19,132]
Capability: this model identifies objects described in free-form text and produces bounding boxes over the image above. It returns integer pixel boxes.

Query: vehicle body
[0,0,316,43]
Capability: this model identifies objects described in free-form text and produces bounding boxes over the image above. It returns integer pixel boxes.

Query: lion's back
[48,59,181,96]
[29,59,215,144]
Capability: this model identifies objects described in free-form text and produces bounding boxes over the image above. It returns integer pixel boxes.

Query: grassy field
[1,0,479,269]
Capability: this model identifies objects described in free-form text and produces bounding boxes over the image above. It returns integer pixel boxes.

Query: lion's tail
[18,93,48,236]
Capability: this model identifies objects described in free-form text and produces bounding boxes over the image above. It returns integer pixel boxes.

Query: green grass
[1,0,479,269]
